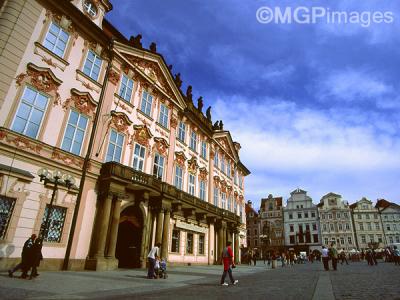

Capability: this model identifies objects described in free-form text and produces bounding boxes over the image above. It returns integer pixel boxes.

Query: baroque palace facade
[0,0,250,271]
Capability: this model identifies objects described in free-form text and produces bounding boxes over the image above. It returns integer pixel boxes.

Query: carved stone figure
[219,120,224,130]
[174,73,182,88]
[186,85,193,102]
[149,42,157,53]
[197,96,203,112]
[206,106,212,121]
[213,121,219,130]
[129,34,142,49]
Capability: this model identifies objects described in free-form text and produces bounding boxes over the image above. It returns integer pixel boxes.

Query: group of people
[146,242,167,279]
[384,246,400,265]
[8,234,43,279]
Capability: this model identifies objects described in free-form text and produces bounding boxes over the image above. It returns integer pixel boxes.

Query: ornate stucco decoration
[153,137,169,156]
[133,124,153,148]
[16,63,62,105]
[198,167,208,181]
[239,195,244,203]
[220,180,227,193]
[63,89,97,116]
[126,55,173,97]
[170,114,178,129]
[51,149,84,168]
[175,151,187,168]
[234,190,239,197]
[110,111,133,133]
[187,157,199,174]
[213,175,221,187]
[0,130,42,154]
[108,69,120,85]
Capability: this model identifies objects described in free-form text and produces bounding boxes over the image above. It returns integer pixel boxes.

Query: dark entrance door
[116,205,143,268]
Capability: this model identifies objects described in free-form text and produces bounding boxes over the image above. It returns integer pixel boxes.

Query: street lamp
[37,168,75,240]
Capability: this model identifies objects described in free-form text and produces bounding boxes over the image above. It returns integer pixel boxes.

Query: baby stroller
[157,259,168,279]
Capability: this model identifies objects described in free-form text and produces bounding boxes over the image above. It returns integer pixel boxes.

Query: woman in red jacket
[220,241,239,286]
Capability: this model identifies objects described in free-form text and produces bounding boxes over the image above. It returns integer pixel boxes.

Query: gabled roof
[321,192,342,199]
[114,41,187,110]
[213,131,239,161]
[290,188,307,195]
[245,203,258,217]
[376,199,400,211]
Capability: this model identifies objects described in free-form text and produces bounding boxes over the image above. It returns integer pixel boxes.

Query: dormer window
[83,0,98,17]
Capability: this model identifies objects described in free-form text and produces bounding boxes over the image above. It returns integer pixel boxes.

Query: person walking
[147,242,161,279]
[29,237,43,279]
[220,241,238,286]
[321,246,329,271]
[340,248,349,265]
[330,242,338,271]
[253,251,257,266]
[371,249,378,265]
[8,234,36,278]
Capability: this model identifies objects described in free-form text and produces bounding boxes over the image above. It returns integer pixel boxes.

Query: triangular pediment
[114,42,186,110]
[213,131,238,161]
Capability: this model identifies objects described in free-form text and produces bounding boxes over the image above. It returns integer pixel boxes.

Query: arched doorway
[116,205,143,268]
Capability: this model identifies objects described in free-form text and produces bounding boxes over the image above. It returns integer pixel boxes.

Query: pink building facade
[0,0,249,271]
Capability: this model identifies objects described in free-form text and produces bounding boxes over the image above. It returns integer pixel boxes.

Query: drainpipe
[62,38,115,270]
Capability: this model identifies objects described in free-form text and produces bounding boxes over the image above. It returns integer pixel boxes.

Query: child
[159,258,167,279]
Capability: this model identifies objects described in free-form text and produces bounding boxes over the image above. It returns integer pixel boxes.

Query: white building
[350,198,385,250]
[317,192,356,251]
[283,189,321,252]
[376,199,400,245]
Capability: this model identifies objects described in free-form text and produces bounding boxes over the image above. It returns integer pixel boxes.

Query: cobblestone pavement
[0,260,399,299]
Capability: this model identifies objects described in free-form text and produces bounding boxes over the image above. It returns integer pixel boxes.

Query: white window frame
[174,165,183,190]
[83,50,102,81]
[132,143,146,171]
[153,153,164,180]
[118,74,134,102]
[188,173,196,195]
[201,141,207,159]
[190,130,197,151]
[158,103,169,128]
[61,110,88,155]
[221,192,226,209]
[43,22,69,58]
[105,129,124,163]
[213,188,219,206]
[177,121,186,142]
[11,86,49,139]
[140,91,153,117]
[199,180,206,201]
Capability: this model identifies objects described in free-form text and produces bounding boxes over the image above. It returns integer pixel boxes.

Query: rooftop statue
[206,106,212,121]
[186,85,193,102]
[149,42,157,53]
[174,73,182,88]
[197,96,203,112]
[129,34,142,49]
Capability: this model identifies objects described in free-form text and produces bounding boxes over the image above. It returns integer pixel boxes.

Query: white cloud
[213,95,400,204]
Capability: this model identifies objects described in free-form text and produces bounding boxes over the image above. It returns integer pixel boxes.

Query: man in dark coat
[8,234,36,278]
[29,237,43,279]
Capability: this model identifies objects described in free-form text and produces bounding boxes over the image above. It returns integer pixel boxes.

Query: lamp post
[37,168,75,240]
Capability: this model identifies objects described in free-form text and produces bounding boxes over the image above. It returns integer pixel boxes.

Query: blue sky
[107,0,400,209]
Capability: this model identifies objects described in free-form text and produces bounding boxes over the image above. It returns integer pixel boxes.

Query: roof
[245,203,258,217]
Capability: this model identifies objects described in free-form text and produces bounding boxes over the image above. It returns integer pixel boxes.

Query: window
[171,230,180,253]
[389,236,393,243]
[348,237,352,244]
[61,110,88,155]
[158,103,169,128]
[313,234,319,243]
[214,152,219,168]
[39,205,67,243]
[330,224,334,231]
[338,223,343,230]
[377,234,383,243]
[199,181,206,201]
[254,240,258,246]
[153,153,164,180]
[290,225,294,232]
[375,223,380,230]
[174,165,183,190]
[213,188,219,206]
[386,225,391,231]
[311,212,316,218]
[305,212,309,218]
[254,229,257,235]
[328,214,332,219]
[336,212,341,219]
[298,213,302,219]
[43,22,69,57]
[344,212,348,218]
[369,235,374,243]
[306,224,310,231]
[186,233,193,254]
[227,162,231,178]
[324,238,329,245]
[323,224,327,231]
[361,235,366,243]
[312,223,317,231]
[340,237,344,245]
[83,50,102,81]
[239,174,243,188]
[11,86,49,139]
[188,173,196,195]
[357,214,362,219]
[374,214,378,219]
[366,214,370,220]
[105,129,124,162]
[0,196,16,239]
[83,0,97,17]
[190,131,197,151]
[367,223,372,231]
[221,156,225,173]
[290,235,295,244]
[177,122,186,142]
[234,170,238,185]
[221,192,226,209]
[201,141,207,159]
[359,223,364,231]
[118,74,134,102]
[345,223,350,230]
[198,234,205,254]
[322,214,325,219]
[140,91,153,117]
[289,213,293,219]
[133,143,146,171]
